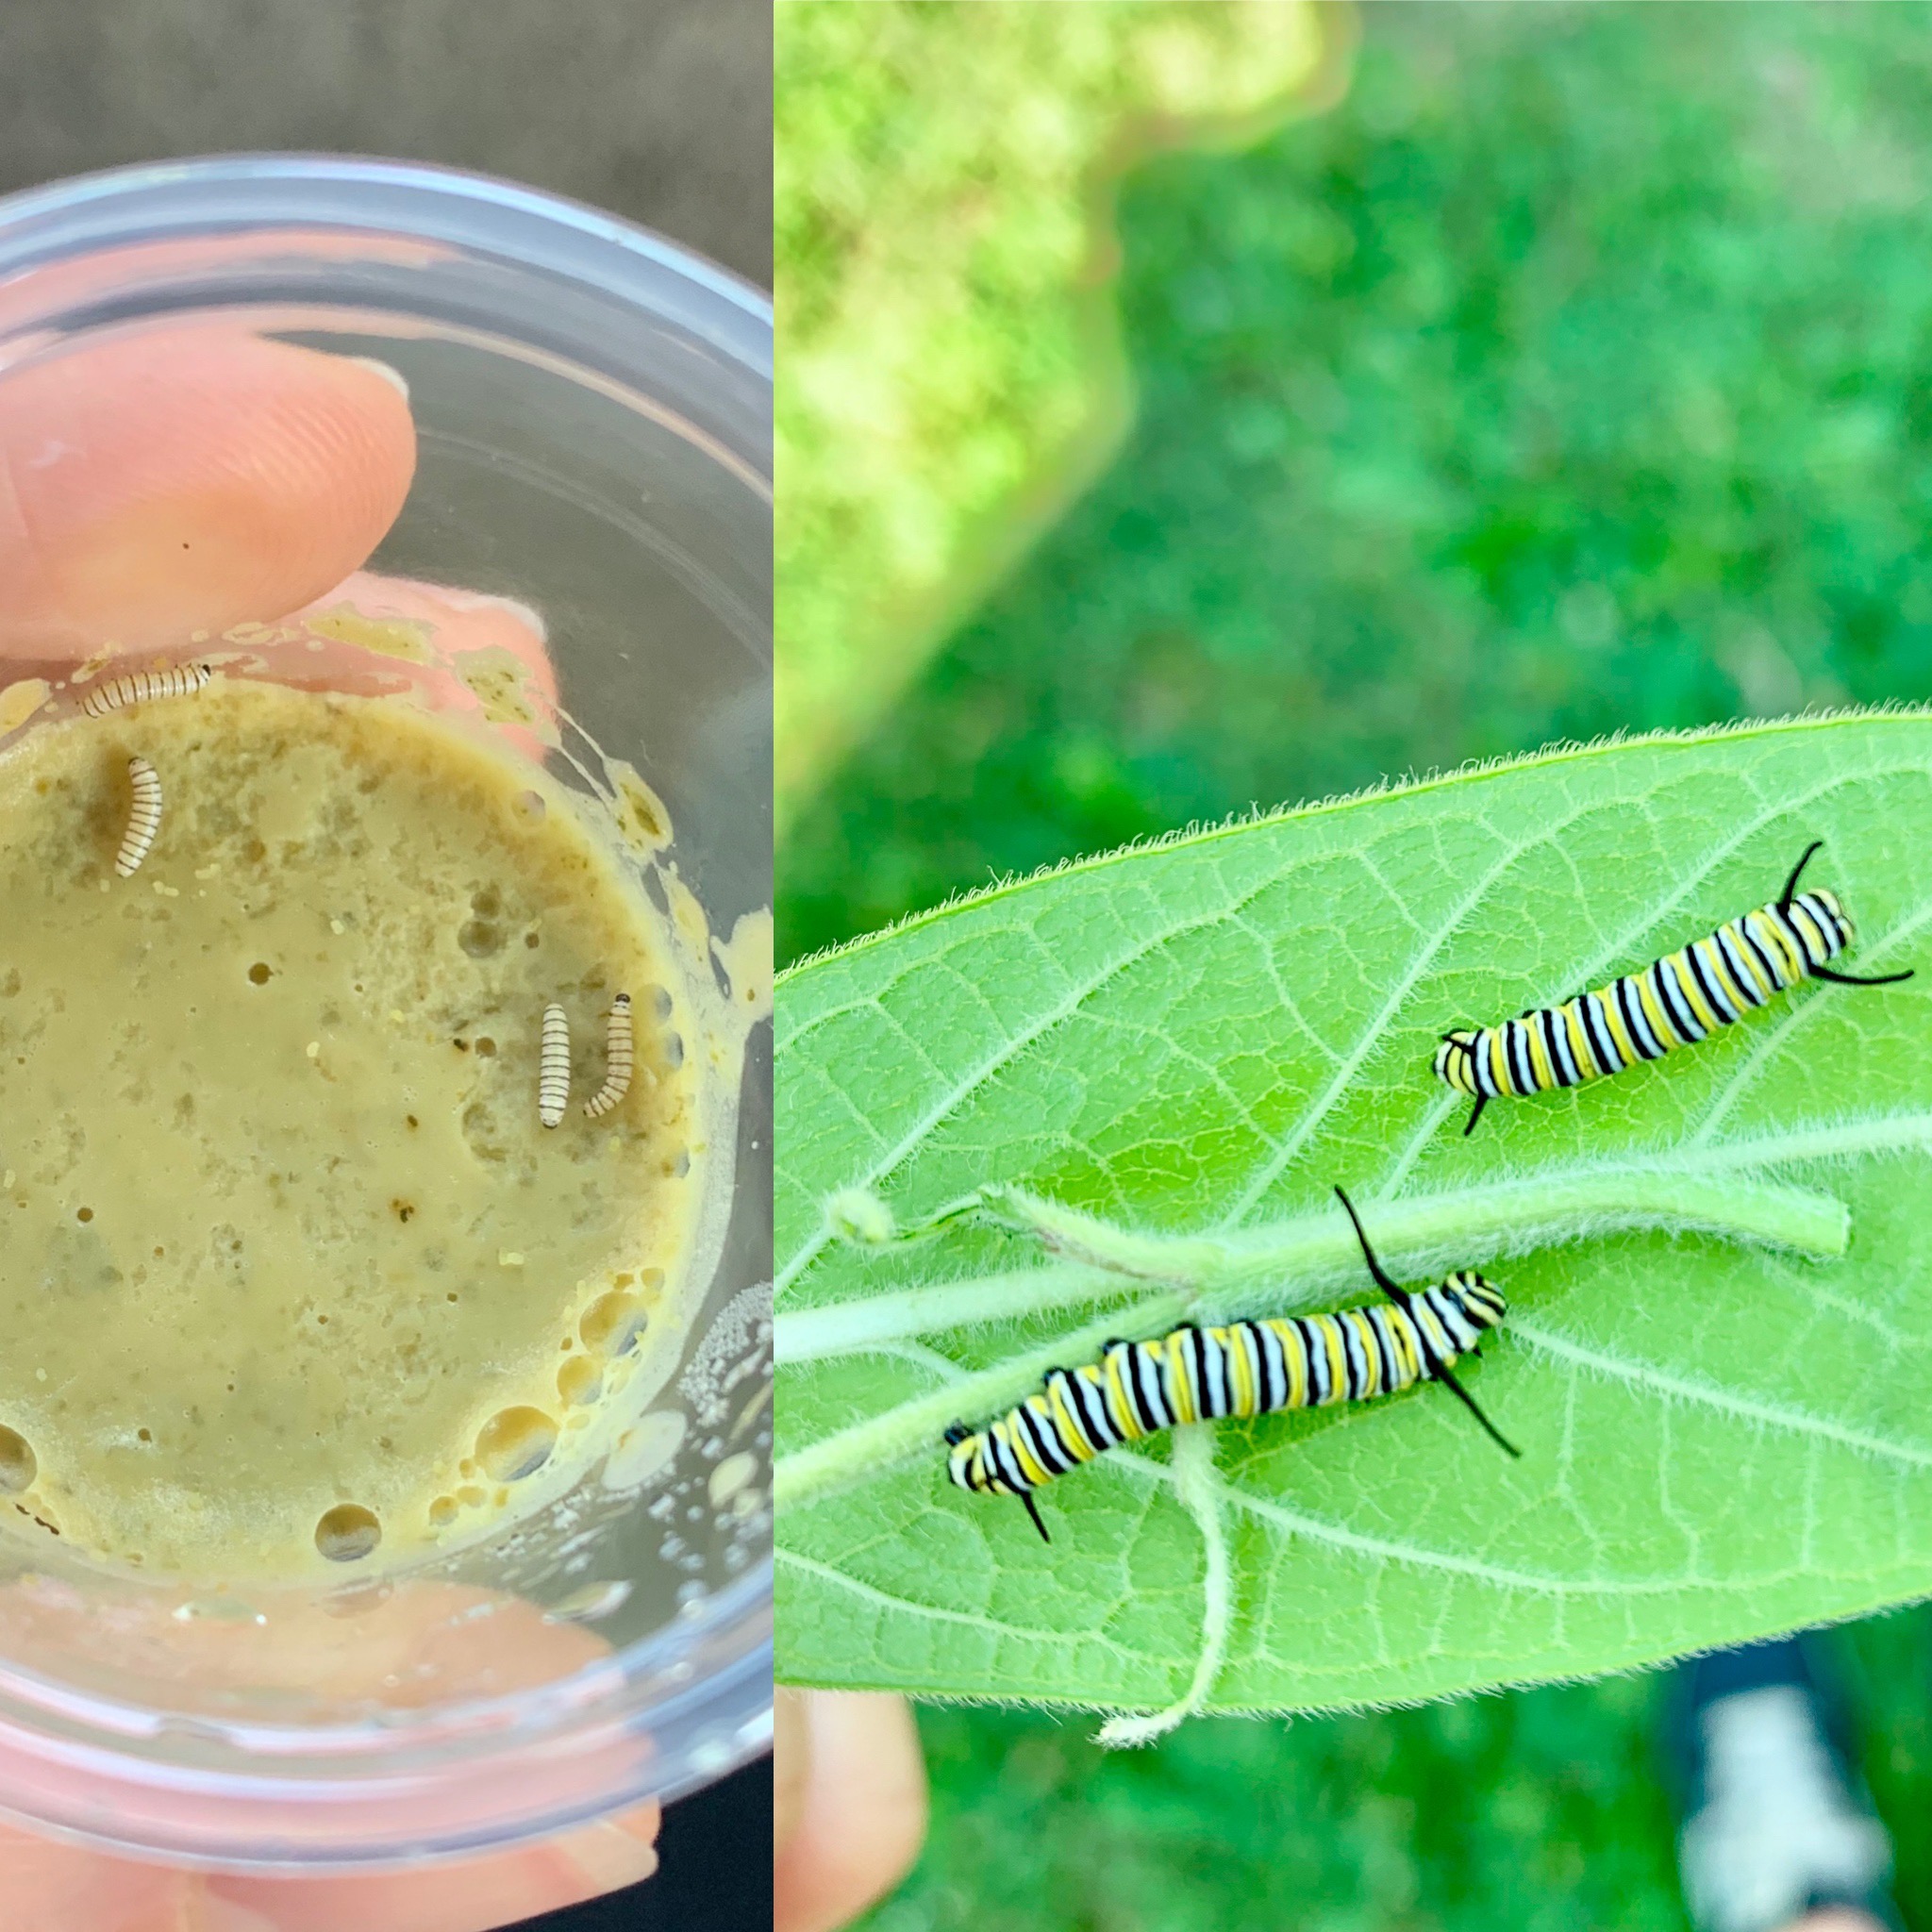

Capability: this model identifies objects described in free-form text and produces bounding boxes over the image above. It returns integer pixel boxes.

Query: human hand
[0,1581,665,1932]
[0,320,658,1932]
[774,1689,928,1932]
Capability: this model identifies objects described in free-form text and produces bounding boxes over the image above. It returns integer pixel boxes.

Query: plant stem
[778,1167,1846,1365]
[774,1291,1191,1513]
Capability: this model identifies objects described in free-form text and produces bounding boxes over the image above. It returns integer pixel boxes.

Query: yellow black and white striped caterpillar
[944,1187,1516,1541]
[115,758,163,877]
[1435,842,1913,1135]
[538,1003,572,1128]
[81,662,212,719]
[583,993,634,1120]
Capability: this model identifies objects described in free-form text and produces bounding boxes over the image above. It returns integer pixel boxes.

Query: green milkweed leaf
[776,713,1932,1727]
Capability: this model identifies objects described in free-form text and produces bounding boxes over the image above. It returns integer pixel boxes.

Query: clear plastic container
[0,157,772,1868]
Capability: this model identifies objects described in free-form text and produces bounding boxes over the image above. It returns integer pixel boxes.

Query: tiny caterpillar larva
[115,758,163,878]
[81,663,212,720]
[539,1003,572,1128]
[583,993,634,1120]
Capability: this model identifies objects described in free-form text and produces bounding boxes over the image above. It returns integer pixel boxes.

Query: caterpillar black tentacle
[943,1186,1513,1541]
[1436,843,1913,1133]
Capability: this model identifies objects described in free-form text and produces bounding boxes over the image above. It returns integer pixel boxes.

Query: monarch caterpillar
[538,1003,571,1128]
[115,758,163,878]
[81,663,212,720]
[944,1187,1515,1541]
[583,993,634,1120]
[1435,841,1914,1135]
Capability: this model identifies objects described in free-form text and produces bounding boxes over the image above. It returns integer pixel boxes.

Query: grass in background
[784,2,1932,958]
[780,3,1932,1924]
[871,1595,1932,1932]
[775,0,1326,818]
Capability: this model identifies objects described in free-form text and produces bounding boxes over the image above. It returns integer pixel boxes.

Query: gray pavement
[0,0,772,287]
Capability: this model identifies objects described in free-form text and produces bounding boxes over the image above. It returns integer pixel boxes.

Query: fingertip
[774,1687,810,1851]
[775,1692,927,1932]
[346,357,411,403]
[0,326,418,659]
[555,1801,663,1892]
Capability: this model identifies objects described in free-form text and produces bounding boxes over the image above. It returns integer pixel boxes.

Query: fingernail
[347,357,410,403]
[557,1813,661,1892]
[192,1889,282,1932]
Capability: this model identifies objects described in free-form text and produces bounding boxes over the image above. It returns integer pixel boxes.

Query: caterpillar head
[1447,1269,1507,1329]
[944,1426,984,1491]
[1806,887,1853,953]
[1434,1031,1479,1091]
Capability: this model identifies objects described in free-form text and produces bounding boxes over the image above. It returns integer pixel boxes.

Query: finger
[0,1808,660,1932]
[774,1692,927,1932]
[208,1801,661,1932]
[0,326,415,660]
[284,572,559,761]
[0,1824,192,1932]
[774,1686,811,1852]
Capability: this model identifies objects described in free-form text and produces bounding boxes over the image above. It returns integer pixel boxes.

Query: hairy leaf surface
[777,715,1932,1718]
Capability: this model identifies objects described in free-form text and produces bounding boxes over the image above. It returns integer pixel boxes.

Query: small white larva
[538,1003,572,1128]
[81,662,213,720]
[583,993,634,1120]
[115,758,163,878]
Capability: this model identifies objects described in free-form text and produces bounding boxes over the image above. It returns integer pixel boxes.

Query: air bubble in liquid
[0,1428,36,1492]
[558,1357,603,1407]
[315,1503,381,1562]
[546,1579,632,1624]
[474,1406,558,1483]
[580,1290,646,1358]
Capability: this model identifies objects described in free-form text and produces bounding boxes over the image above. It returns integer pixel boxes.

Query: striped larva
[115,758,163,878]
[538,1003,572,1128]
[583,993,634,1120]
[81,663,212,720]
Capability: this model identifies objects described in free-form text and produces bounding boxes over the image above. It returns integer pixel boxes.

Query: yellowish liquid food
[0,679,694,1577]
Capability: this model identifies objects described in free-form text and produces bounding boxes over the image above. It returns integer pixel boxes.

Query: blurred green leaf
[774,0,1330,820]
[781,4,1932,965]
[778,714,1932,1720]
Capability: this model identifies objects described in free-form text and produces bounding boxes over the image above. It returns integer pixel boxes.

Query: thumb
[774,1690,927,1932]
[0,325,415,660]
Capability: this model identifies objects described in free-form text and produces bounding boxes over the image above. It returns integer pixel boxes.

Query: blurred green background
[779,3,1932,1924]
